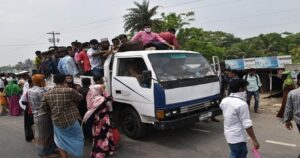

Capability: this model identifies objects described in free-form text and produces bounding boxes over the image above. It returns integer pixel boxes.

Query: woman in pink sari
[4,80,22,116]
[83,84,116,158]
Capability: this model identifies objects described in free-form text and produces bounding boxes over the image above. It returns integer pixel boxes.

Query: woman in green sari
[4,80,22,116]
[277,71,295,118]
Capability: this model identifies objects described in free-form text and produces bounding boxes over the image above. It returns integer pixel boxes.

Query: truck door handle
[115,90,121,94]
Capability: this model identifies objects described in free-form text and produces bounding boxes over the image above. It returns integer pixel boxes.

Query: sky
[0,0,299,66]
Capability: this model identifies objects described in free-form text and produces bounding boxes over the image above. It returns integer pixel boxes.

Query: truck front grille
[180,102,211,114]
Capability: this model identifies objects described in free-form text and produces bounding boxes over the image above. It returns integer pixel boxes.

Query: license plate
[199,112,212,121]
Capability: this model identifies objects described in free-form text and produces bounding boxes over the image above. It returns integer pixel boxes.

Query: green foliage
[154,11,195,32]
[123,0,161,33]
[123,1,300,63]
[177,28,240,61]
[178,27,300,63]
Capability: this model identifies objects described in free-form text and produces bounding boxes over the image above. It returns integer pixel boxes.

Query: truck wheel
[120,107,147,139]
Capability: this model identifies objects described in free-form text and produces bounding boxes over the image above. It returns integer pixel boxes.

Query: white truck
[103,50,222,139]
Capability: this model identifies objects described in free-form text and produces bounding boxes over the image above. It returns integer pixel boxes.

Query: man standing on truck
[220,79,260,158]
[87,39,103,76]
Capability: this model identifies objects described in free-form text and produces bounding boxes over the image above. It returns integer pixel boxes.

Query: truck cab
[104,50,221,139]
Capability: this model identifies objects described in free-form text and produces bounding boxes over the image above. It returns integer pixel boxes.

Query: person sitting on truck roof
[159,28,180,49]
[117,34,144,52]
[131,23,175,50]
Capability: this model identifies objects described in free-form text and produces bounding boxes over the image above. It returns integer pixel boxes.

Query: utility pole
[47,31,60,47]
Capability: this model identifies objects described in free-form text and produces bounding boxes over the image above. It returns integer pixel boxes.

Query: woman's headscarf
[83,84,106,122]
[32,74,45,87]
[282,71,294,89]
[4,80,21,97]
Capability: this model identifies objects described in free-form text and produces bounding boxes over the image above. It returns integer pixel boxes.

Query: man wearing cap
[100,38,113,57]
[243,69,262,113]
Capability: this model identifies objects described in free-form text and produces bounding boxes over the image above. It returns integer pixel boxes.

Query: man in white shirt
[243,68,262,113]
[220,79,260,158]
[87,39,103,76]
[0,79,4,89]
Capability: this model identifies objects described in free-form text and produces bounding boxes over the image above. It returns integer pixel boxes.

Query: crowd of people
[220,68,300,158]
[0,25,180,158]
[0,24,299,158]
[32,24,179,78]
[0,72,119,158]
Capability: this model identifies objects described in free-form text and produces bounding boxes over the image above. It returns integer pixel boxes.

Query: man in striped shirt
[284,73,300,133]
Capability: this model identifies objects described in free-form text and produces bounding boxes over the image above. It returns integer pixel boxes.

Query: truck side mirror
[141,70,152,88]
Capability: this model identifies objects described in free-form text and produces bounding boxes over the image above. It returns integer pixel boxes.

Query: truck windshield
[148,53,215,82]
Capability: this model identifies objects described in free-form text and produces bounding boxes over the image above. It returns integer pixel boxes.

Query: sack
[112,128,120,146]
[252,148,261,158]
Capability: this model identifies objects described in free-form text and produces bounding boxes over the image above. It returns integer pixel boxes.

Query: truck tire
[120,107,147,139]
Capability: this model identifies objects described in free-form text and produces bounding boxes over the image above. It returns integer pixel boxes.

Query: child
[0,88,8,115]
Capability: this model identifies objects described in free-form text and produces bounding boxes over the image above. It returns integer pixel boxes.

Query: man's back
[220,93,252,144]
[42,87,83,128]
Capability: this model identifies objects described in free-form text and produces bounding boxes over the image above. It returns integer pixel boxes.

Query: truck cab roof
[113,50,201,58]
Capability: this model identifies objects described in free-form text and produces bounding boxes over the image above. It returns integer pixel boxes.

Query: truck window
[149,53,215,82]
[117,58,148,86]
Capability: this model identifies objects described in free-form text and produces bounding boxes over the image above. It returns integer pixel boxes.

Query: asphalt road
[0,112,299,158]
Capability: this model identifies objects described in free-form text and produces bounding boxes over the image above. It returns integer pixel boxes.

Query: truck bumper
[154,107,221,130]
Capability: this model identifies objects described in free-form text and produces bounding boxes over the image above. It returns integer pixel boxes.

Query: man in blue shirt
[243,68,262,113]
[57,49,78,77]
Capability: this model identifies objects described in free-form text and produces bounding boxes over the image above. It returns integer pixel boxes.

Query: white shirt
[19,92,27,110]
[87,48,102,69]
[0,79,4,89]
[23,81,29,93]
[243,74,262,92]
[220,92,253,144]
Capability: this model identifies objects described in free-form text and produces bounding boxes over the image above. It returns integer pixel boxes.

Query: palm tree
[123,0,161,33]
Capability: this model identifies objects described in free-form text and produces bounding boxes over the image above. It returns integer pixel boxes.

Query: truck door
[112,57,154,117]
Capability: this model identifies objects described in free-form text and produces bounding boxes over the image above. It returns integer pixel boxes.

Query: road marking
[265,140,297,147]
[189,128,211,133]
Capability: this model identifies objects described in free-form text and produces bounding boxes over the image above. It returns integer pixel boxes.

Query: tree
[177,27,241,60]
[123,0,161,33]
[155,11,195,32]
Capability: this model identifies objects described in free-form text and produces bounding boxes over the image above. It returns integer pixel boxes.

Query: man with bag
[220,79,260,158]
[243,68,262,113]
